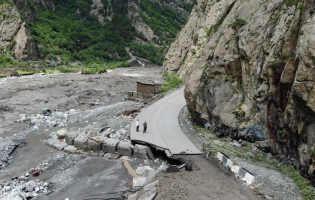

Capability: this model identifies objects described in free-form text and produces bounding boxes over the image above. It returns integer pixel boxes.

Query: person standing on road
[143,121,147,133]
[136,119,140,132]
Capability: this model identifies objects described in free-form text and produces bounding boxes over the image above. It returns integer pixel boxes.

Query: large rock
[163,0,315,182]
[56,128,68,139]
[102,138,120,153]
[117,140,132,156]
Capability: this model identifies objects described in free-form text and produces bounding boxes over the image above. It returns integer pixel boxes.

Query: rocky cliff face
[0,0,48,60]
[164,0,315,182]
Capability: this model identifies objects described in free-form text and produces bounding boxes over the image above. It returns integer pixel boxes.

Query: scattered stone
[102,138,120,153]
[64,145,77,153]
[165,165,180,173]
[104,153,120,159]
[103,128,112,137]
[117,140,132,156]
[56,128,68,139]
[213,140,223,146]
[119,156,134,161]
[232,140,242,147]
[246,152,254,158]
[136,166,154,176]
[32,169,43,177]
[42,108,52,116]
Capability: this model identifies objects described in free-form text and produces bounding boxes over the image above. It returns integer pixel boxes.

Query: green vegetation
[161,73,183,92]
[283,0,299,6]
[0,74,6,78]
[208,18,224,35]
[0,55,29,67]
[140,0,185,46]
[17,70,35,75]
[81,61,129,74]
[205,29,211,36]
[272,161,315,200]
[28,0,133,65]
[297,4,304,10]
[129,44,165,65]
[230,19,246,29]
[0,0,14,7]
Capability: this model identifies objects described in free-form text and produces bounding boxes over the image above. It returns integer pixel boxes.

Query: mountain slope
[0,0,195,66]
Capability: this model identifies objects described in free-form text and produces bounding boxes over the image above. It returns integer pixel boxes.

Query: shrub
[161,73,183,92]
[230,19,246,29]
[0,74,7,78]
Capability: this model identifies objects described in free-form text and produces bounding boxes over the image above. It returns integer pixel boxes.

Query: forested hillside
[0,0,195,68]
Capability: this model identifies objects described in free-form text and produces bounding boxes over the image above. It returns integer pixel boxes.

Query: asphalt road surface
[130,87,201,155]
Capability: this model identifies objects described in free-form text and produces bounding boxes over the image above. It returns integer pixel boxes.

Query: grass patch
[17,70,35,75]
[0,74,7,78]
[161,73,183,92]
[270,160,315,200]
[57,67,78,73]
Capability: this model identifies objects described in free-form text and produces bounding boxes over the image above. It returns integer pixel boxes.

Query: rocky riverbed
[0,63,165,199]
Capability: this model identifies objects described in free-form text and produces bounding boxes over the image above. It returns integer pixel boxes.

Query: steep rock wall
[0,0,46,60]
[164,0,315,182]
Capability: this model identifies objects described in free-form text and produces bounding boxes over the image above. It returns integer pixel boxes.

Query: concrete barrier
[65,131,79,145]
[74,134,88,148]
[217,152,255,185]
[102,138,120,153]
[134,144,154,159]
[87,139,101,151]
[117,140,133,156]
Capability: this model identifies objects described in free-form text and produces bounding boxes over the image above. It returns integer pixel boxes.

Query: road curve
[130,87,201,155]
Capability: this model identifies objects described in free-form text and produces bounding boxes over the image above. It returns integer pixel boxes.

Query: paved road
[130,87,201,155]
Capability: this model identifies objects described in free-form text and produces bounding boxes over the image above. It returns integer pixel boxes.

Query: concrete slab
[134,144,154,159]
[130,87,201,155]
[102,138,120,153]
[87,139,101,151]
[73,133,88,148]
[65,131,79,145]
[117,140,132,156]
[127,192,137,200]
[133,177,147,189]
[64,145,77,153]
[104,153,120,159]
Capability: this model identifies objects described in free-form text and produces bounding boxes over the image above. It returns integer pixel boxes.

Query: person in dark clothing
[136,119,140,132]
[143,121,147,133]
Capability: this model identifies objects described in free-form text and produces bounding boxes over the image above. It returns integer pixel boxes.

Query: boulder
[56,128,68,139]
[102,138,120,153]
[42,108,52,116]
[117,140,133,156]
